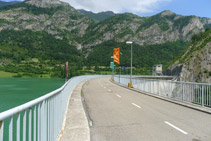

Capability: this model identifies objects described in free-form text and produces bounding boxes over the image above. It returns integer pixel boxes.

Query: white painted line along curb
[116,95,121,98]
[132,103,141,109]
[164,121,188,135]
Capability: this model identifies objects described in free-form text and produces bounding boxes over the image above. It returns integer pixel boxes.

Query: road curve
[82,77,211,141]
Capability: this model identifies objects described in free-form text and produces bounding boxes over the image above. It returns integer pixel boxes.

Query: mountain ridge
[166,29,211,83]
[0,0,21,7]
[78,9,116,21]
[0,0,211,77]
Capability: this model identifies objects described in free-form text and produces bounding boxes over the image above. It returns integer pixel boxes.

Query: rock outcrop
[167,29,211,83]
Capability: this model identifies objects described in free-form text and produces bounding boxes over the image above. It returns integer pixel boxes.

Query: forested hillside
[0,30,82,77]
[78,9,116,21]
[84,40,187,74]
[0,0,210,77]
[166,29,211,82]
[0,1,20,7]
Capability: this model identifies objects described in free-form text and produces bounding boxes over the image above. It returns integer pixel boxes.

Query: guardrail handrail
[0,75,107,141]
[0,81,67,121]
[114,75,211,108]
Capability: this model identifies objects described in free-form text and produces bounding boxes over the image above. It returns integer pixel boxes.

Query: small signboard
[110,62,114,70]
[123,66,125,71]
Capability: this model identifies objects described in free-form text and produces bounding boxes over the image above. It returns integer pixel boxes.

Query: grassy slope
[0,71,16,77]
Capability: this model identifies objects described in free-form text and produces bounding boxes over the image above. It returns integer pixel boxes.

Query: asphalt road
[82,77,211,141]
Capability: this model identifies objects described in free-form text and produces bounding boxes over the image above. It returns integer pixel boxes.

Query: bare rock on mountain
[167,30,211,83]
[26,0,67,7]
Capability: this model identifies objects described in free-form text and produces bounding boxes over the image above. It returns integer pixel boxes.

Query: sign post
[65,61,68,82]
[113,48,120,81]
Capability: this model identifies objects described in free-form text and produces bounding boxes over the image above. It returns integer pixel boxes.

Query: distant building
[152,64,163,76]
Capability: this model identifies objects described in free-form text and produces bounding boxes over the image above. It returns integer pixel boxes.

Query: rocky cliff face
[0,1,211,53]
[168,29,211,83]
[26,0,66,7]
[83,11,211,50]
[0,0,211,77]
[0,0,92,45]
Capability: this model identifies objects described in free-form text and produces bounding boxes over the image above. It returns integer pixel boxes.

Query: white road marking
[108,90,112,92]
[116,95,121,98]
[132,103,141,108]
[164,121,188,135]
[89,121,93,127]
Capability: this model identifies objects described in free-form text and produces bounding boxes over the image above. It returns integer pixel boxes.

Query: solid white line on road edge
[132,103,141,109]
[116,95,121,98]
[164,121,188,135]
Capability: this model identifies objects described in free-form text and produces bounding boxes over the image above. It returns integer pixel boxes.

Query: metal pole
[119,67,120,83]
[130,44,133,84]
[119,66,122,83]
[112,65,114,79]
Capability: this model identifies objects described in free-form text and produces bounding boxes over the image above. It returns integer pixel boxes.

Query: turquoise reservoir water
[0,77,64,113]
[0,78,64,140]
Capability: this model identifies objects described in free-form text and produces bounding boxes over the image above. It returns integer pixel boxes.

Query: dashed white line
[108,90,112,92]
[164,121,188,135]
[116,95,121,98]
[132,103,141,109]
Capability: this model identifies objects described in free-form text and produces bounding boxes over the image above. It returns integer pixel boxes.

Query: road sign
[123,66,125,71]
[110,62,114,70]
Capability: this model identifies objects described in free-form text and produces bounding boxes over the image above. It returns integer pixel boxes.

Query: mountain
[0,0,93,48]
[83,10,211,68]
[0,0,92,77]
[0,0,211,77]
[0,1,21,7]
[166,29,211,83]
[83,10,211,48]
[78,9,116,21]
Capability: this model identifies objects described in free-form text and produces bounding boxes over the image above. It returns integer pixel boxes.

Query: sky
[2,0,211,18]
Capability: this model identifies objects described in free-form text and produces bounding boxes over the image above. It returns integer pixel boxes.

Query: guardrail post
[158,80,160,95]
[182,82,185,101]
[17,113,20,141]
[0,120,3,141]
[144,79,145,91]
[9,117,13,141]
[202,85,204,106]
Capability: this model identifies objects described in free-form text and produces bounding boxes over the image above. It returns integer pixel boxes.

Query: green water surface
[0,77,64,113]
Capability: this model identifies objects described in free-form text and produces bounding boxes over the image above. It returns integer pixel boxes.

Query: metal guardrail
[0,75,106,141]
[114,75,211,108]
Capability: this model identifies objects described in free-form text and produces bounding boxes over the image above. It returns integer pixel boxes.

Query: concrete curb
[111,79,211,115]
[81,81,93,127]
[60,81,90,141]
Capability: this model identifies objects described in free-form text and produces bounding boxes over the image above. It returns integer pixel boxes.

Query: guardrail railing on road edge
[0,75,106,141]
[114,75,211,108]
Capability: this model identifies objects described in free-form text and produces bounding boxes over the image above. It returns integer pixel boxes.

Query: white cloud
[61,0,171,13]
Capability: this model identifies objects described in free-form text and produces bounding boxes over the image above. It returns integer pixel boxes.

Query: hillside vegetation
[0,1,20,7]
[0,30,82,77]
[78,10,116,21]
[0,0,210,78]
[167,29,211,83]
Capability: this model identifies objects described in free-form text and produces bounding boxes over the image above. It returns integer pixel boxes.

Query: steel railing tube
[0,120,4,141]
[113,76,211,108]
[23,110,26,141]
[17,113,20,141]
[0,75,107,141]
[29,108,32,141]
[33,106,36,141]
[9,116,13,141]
